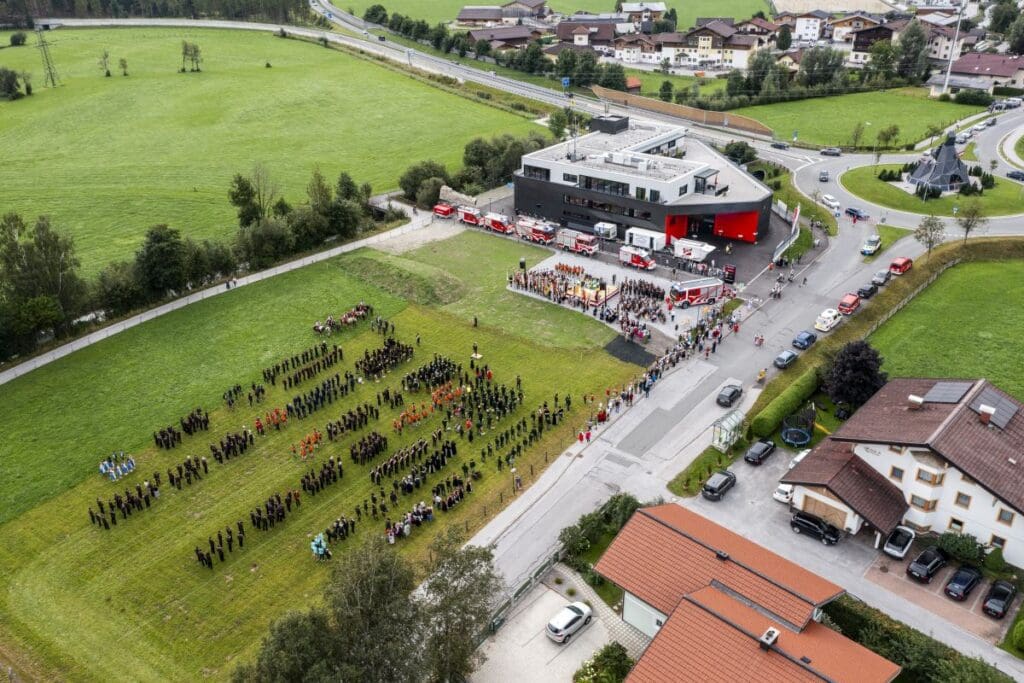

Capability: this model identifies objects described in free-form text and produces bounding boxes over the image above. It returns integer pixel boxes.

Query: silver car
[546,601,592,643]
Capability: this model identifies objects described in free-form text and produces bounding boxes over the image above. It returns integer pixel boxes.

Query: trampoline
[781,404,816,447]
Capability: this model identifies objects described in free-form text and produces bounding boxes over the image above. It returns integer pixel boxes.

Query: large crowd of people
[354,338,414,380]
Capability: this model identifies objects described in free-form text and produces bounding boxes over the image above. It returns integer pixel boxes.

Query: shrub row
[750,367,819,438]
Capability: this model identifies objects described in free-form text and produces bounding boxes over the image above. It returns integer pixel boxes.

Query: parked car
[716,384,743,407]
[546,602,592,643]
[701,470,737,501]
[955,133,969,145]
[845,207,870,220]
[972,124,987,135]
[837,293,861,315]
[819,170,831,182]
[944,566,983,601]
[861,234,882,255]
[773,483,794,503]
[1008,170,1024,182]
[889,256,913,275]
[882,525,916,559]
[789,449,810,469]
[790,511,841,545]
[871,269,892,286]
[771,141,790,149]
[744,438,777,465]
[814,308,842,332]
[987,116,998,126]
[792,330,817,350]
[820,194,840,210]
[774,350,799,369]
[820,147,842,157]
[982,580,1018,619]
[857,283,878,299]
[907,546,948,583]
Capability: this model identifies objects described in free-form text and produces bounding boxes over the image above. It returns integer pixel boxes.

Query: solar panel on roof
[970,387,1020,430]
[923,381,973,403]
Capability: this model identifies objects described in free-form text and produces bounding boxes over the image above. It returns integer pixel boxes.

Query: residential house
[774,10,830,41]
[830,12,881,42]
[734,16,779,41]
[783,379,1024,567]
[457,6,504,25]
[947,53,1024,90]
[776,48,806,72]
[595,504,902,682]
[850,20,974,66]
[613,33,660,63]
[658,20,762,70]
[926,73,994,96]
[542,41,596,62]
[621,1,667,26]
[849,24,893,65]
[555,18,619,48]
[500,0,547,19]
[467,25,543,47]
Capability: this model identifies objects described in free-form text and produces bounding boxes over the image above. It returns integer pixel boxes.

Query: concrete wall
[622,592,667,638]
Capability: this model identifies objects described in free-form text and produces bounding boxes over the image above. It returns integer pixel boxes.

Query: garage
[803,495,848,528]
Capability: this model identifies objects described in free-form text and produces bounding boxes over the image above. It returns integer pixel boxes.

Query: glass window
[562,173,578,184]
[954,492,971,508]
[998,509,1015,525]
[678,184,689,196]
[916,469,944,486]
[991,535,1006,549]
[650,189,660,203]
[523,165,550,181]
[948,518,964,532]
[890,466,904,481]
[635,187,646,201]
[910,495,935,511]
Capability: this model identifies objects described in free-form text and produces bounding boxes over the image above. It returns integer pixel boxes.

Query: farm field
[870,261,1024,400]
[0,28,538,275]
[841,164,1024,217]
[0,231,637,680]
[734,88,983,147]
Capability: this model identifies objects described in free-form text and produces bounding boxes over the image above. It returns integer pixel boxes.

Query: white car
[861,234,881,255]
[773,483,794,503]
[546,601,592,644]
[789,449,810,470]
[883,525,916,559]
[814,308,842,332]
[821,194,840,210]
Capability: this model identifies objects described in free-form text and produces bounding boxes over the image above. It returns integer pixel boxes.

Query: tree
[233,609,340,682]
[865,40,896,82]
[876,124,900,150]
[399,160,449,201]
[725,69,745,97]
[548,109,568,138]
[415,177,446,208]
[119,57,128,76]
[895,20,929,83]
[306,166,333,217]
[798,47,845,88]
[234,218,294,269]
[0,67,24,99]
[134,225,187,299]
[99,50,111,76]
[555,48,577,79]
[363,3,388,23]
[824,341,888,408]
[659,57,671,74]
[745,50,776,94]
[990,2,1020,34]
[925,124,943,144]
[955,200,987,243]
[10,31,27,46]
[573,50,598,87]
[776,24,792,51]
[95,259,145,316]
[913,214,945,258]
[573,642,634,683]
[724,141,757,164]
[600,63,627,91]
[850,121,866,148]
[250,163,278,221]
[287,205,330,249]
[658,79,673,102]
[474,38,491,59]
[228,174,260,228]
[1008,14,1024,56]
[421,529,502,683]
[651,18,675,33]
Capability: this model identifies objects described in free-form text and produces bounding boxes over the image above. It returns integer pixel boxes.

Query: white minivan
[821,194,840,210]
[814,308,843,332]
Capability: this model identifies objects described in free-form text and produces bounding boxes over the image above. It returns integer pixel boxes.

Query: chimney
[907,395,924,410]
[759,627,780,651]
[979,404,996,426]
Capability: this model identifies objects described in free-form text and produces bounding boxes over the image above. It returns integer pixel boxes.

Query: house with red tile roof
[595,504,901,682]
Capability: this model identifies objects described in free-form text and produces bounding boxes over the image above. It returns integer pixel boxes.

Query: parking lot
[472,584,609,683]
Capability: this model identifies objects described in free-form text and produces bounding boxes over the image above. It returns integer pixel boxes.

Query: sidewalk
[1001,126,1024,168]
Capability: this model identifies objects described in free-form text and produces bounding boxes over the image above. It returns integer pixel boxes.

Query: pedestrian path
[0,210,432,387]
[1001,126,1024,169]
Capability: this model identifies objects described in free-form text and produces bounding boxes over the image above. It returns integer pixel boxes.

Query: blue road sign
[562,77,571,88]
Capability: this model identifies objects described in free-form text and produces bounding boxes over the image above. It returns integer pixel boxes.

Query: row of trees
[991,0,1024,55]
[234,530,501,683]
[0,0,311,24]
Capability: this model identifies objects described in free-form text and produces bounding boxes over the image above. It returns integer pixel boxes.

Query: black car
[857,283,878,299]
[844,207,870,220]
[820,147,842,157]
[944,566,983,601]
[790,511,841,545]
[701,470,737,501]
[982,580,1018,619]
[716,384,743,407]
[871,269,892,286]
[743,438,776,465]
[792,330,817,350]
[771,141,790,149]
[907,546,948,583]
[1008,170,1024,182]
[774,350,798,369]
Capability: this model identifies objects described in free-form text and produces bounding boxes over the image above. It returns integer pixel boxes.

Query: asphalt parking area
[472,584,609,683]
[865,555,1021,644]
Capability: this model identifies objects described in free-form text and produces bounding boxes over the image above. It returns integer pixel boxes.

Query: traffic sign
[561,77,571,88]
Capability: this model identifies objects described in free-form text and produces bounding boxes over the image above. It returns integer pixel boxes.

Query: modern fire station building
[513,116,772,244]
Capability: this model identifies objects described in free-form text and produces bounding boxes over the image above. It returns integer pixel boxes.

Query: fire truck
[483,212,515,234]
[433,203,455,219]
[555,229,598,256]
[515,218,556,244]
[618,245,657,270]
[457,206,482,226]
[669,277,731,308]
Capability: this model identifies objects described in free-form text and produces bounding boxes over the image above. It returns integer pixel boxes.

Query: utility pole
[941,4,964,95]
[35,28,60,88]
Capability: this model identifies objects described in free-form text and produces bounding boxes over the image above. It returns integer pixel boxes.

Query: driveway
[866,554,1021,645]
[473,584,609,683]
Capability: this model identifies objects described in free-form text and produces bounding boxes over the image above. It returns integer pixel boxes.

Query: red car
[837,293,861,315]
[889,257,913,275]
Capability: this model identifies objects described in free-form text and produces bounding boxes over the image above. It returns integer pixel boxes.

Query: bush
[984,546,1008,573]
[750,367,819,437]
[937,531,984,565]
[771,180,782,191]
[1013,619,1024,652]
[573,642,634,683]
[938,93,951,102]
[10,32,27,46]
[558,524,590,559]
[955,89,992,106]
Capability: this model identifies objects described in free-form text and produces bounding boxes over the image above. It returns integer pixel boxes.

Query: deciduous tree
[955,199,987,243]
[134,224,187,299]
[824,341,888,408]
[914,214,945,257]
[776,24,792,51]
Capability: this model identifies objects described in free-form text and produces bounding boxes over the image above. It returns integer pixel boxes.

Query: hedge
[993,86,1024,97]
[750,367,819,437]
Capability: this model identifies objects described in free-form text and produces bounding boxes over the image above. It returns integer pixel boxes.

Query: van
[1006,97,1022,107]
[889,256,913,275]
[819,170,830,182]
[821,194,840,210]
[814,308,842,332]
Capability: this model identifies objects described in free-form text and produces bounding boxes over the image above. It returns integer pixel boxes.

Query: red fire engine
[433,203,455,219]
[515,218,556,244]
[457,206,482,226]
[669,277,731,308]
[555,229,598,256]
[618,246,656,270]
[484,212,515,234]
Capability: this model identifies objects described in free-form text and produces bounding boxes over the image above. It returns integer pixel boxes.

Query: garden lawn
[0,232,637,681]
[0,28,537,275]
[862,224,911,262]
[869,261,1024,400]
[734,88,982,148]
[841,164,1024,217]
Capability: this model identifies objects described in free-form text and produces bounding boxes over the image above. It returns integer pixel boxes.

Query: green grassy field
[870,261,1024,400]
[735,89,982,147]
[0,28,537,274]
[841,164,1024,217]
[0,231,636,680]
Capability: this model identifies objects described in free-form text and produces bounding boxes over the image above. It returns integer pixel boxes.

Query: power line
[35,28,60,88]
